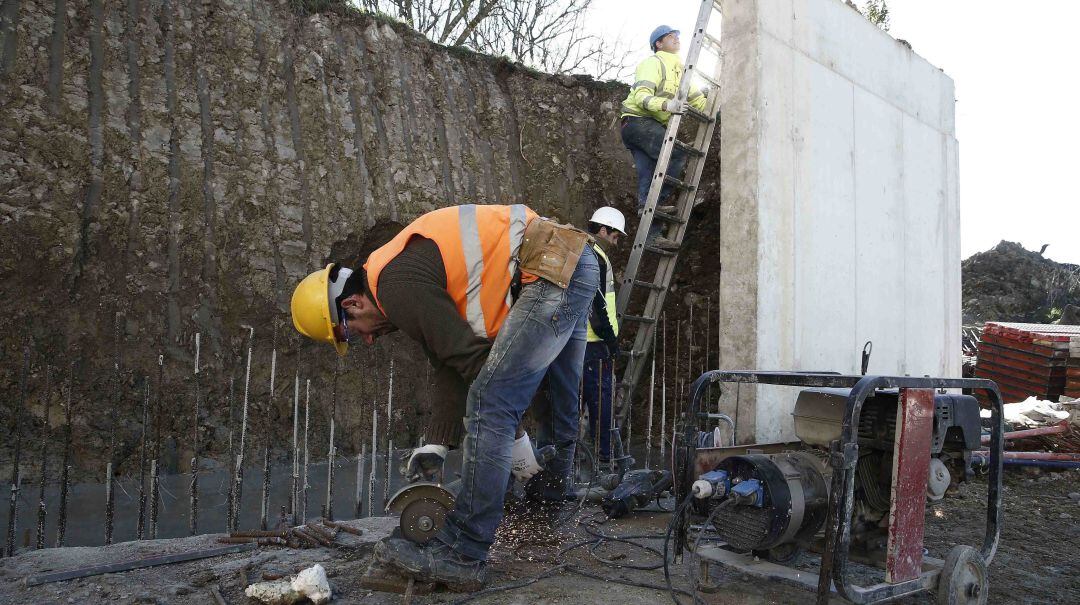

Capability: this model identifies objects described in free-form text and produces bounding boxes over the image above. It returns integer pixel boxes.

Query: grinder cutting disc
[385,483,455,544]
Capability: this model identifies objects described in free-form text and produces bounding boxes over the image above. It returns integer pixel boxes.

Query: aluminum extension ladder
[615,0,724,427]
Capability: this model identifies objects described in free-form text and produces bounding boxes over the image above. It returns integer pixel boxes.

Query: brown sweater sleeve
[376,237,491,446]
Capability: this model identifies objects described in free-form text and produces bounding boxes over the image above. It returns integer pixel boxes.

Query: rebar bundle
[190,333,202,536]
[260,342,277,531]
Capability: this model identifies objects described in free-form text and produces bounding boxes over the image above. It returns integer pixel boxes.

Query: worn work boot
[374,538,486,591]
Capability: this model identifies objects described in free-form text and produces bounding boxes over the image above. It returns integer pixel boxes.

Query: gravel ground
[1,471,1077,604]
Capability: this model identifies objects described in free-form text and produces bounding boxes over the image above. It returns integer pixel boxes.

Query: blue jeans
[582,342,615,460]
[620,116,688,211]
[436,245,600,561]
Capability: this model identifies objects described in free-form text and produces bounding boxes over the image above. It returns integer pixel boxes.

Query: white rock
[291,564,331,604]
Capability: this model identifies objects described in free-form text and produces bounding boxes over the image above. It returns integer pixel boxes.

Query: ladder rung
[673,139,705,158]
[633,279,666,291]
[682,106,714,124]
[702,33,722,54]
[643,244,679,257]
[653,210,685,224]
[664,175,694,191]
[696,71,722,91]
[623,315,656,325]
[617,349,643,359]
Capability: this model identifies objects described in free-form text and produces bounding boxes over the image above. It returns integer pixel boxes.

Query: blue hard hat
[650,25,679,50]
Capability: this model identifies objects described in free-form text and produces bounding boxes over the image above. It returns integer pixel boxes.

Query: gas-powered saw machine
[672,371,1005,605]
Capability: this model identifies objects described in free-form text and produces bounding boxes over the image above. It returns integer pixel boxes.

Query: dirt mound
[962,241,1080,324]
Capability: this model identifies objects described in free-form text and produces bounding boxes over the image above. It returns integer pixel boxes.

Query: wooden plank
[25,542,258,586]
[975,354,1065,378]
[886,388,934,583]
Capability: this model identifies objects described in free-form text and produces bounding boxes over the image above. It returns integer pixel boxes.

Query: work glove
[510,432,543,481]
[401,444,448,482]
[662,99,687,114]
[604,338,621,360]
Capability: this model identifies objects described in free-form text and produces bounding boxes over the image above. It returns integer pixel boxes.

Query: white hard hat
[589,206,626,235]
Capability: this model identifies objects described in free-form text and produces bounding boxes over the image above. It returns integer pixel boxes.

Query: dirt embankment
[963,241,1080,324]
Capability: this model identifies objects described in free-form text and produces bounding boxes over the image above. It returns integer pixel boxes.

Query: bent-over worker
[290,204,599,589]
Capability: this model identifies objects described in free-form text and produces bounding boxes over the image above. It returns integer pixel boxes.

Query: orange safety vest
[365,204,537,340]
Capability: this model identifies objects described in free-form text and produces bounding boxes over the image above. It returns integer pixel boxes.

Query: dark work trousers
[582,341,615,461]
[620,116,689,211]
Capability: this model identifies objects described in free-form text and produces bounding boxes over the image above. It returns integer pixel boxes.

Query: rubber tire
[936,545,989,605]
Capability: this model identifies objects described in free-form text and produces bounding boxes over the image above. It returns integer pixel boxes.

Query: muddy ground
[1,470,1077,604]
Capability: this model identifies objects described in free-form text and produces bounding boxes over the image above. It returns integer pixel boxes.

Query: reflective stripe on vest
[365,204,538,340]
[587,243,619,343]
[506,204,528,308]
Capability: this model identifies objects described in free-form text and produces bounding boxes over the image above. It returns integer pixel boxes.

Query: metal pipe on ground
[981,421,1070,444]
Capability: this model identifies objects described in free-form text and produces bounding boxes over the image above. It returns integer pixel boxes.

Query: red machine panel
[885,388,935,583]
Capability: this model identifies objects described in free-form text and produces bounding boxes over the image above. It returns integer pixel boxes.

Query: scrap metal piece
[385,483,454,544]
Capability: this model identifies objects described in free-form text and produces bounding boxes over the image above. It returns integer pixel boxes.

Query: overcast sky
[589,0,1080,264]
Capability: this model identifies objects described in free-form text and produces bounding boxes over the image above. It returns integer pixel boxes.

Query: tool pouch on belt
[519,218,591,289]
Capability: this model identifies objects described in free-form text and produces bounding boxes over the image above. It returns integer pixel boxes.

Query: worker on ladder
[290,205,598,590]
[582,207,626,468]
[619,25,707,245]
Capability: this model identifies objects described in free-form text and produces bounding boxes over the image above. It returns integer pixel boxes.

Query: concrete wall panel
[720,0,960,442]
[853,87,906,375]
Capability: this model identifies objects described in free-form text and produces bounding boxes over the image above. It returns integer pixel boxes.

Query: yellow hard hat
[291,263,353,356]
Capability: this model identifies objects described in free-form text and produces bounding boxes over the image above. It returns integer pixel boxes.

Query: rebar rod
[301,379,311,524]
[232,326,254,532]
[149,459,159,538]
[355,444,366,519]
[8,340,29,558]
[151,354,163,538]
[368,403,378,517]
[645,329,656,470]
[260,343,276,531]
[326,360,339,521]
[56,362,74,548]
[104,463,114,545]
[137,377,149,539]
[688,300,694,392]
[602,358,611,474]
[705,296,712,409]
[290,372,299,518]
[190,333,202,536]
[106,312,122,546]
[621,360,630,448]
[383,355,394,510]
[36,365,52,550]
[224,375,236,532]
[660,315,667,462]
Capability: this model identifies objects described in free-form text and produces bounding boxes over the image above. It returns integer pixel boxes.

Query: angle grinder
[385,444,557,544]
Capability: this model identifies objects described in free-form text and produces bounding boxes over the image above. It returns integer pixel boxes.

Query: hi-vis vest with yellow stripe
[365,204,537,340]
[587,243,618,343]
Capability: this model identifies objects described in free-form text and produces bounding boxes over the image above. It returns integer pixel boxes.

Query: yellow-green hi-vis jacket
[586,244,618,343]
[620,50,707,125]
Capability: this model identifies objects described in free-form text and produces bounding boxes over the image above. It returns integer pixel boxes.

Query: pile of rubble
[962,241,1080,324]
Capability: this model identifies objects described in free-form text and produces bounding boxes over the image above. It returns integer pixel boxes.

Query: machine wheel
[936,545,988,605]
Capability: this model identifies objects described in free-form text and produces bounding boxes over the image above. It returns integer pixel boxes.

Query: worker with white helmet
[583,206,625,464]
